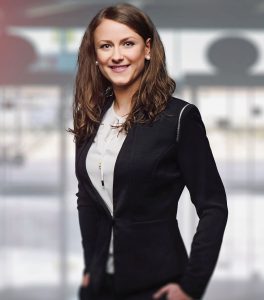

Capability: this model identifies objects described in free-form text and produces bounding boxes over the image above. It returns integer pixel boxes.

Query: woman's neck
[112,86,135,117]
[112,75,143,117]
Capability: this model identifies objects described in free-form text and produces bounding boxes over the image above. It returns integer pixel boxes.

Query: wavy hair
[67,3,176,144]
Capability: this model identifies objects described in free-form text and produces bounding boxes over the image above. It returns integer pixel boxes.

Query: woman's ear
[145,38,151,59]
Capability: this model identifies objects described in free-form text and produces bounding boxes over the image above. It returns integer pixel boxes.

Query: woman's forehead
[94,19,140,42]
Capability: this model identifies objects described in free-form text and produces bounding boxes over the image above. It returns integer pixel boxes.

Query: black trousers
[78,273,168,300]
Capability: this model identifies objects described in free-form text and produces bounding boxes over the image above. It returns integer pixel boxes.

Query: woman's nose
[111,47,124,62]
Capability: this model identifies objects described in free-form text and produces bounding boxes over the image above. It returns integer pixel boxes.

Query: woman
[68,3,228,300]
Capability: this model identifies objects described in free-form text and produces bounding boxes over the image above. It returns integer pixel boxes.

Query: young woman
[68,3,228,300]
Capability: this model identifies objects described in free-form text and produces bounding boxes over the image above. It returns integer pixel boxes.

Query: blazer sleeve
[176,104,228,299]
[75,142,100,275]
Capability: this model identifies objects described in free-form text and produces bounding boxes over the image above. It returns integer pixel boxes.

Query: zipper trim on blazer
[176,103,191,143]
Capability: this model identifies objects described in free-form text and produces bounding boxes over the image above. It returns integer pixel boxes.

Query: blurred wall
[0,1,264,299]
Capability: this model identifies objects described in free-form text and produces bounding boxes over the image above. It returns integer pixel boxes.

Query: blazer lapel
[77,96,136,218]
[112,120,136,215]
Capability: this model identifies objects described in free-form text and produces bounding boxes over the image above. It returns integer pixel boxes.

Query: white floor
[1,190,264,299]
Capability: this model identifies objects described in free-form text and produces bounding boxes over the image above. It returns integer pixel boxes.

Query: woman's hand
[152,283,193,300]
[81,273,90,287]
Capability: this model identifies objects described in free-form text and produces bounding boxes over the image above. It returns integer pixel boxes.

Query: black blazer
[75,96,228,299]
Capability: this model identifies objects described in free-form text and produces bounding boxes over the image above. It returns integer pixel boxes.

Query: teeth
[111,65,128,68]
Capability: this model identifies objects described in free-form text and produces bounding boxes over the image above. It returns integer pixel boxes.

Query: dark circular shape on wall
[0,34,37,71]
[207,36,258,73]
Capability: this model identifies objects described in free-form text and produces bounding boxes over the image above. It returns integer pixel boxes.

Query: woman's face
[94,18,150,91]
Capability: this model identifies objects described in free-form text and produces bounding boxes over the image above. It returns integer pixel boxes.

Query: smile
[109,65,130,73]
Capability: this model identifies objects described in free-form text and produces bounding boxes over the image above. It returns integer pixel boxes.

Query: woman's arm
[176,104,228,299]
[75,143,100,276]
[76,182,100,275]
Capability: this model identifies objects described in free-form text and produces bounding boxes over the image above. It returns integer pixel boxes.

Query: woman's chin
[111,81,132,89]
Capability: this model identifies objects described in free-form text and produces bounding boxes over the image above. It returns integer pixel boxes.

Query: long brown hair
[67,3,176,144]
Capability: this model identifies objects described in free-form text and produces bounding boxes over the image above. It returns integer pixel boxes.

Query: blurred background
[0,0,264,299]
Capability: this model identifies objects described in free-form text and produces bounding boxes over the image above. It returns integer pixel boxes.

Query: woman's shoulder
[164,96,196,118]
[161,97,203,139]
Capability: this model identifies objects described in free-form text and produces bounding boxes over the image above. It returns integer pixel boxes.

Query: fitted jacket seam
[176,103,192,143]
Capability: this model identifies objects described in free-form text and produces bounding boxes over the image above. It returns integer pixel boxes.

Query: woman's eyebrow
[98,36,137,43]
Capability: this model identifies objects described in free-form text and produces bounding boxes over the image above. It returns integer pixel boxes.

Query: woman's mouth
[109,64,130,73]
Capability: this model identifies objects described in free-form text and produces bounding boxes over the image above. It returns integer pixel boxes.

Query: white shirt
[86,101,127,273]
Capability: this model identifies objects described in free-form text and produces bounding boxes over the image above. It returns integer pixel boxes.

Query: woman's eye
[100,44,111,49]
[124,41,134,47]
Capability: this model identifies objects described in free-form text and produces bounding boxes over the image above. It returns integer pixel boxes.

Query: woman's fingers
[81,273,90,287]
[152,284,170,299]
